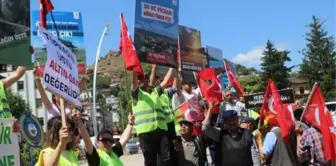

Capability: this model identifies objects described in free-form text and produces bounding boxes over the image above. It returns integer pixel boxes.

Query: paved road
[80,149,213,166]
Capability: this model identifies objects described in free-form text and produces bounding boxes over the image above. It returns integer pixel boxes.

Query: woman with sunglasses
[87,113,135,166]
[35,115,99,166]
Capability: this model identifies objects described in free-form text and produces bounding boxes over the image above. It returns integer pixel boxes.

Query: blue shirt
[262,128,278,155]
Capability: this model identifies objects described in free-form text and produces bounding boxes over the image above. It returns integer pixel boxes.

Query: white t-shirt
[172,88,200,110]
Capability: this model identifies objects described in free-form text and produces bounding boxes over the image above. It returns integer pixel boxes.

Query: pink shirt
[47,104,71,119]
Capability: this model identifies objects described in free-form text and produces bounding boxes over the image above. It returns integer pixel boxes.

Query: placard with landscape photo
[134,0,179,68]
[0,0,32,67]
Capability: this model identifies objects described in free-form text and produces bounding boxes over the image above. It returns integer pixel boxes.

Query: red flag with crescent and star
[174,96,205,136]
[119,13,144,78]
[39,0,54,28]
[260,79,295,143]
[224,60,245,95]
[301,83,336,161]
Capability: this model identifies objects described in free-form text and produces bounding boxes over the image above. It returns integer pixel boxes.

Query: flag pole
[50,11,60,39]
[300,82,318,121]
[223,60,231,89]
[92,22,110,138]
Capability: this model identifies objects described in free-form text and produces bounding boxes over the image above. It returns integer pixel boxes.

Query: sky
[30,0,335,71]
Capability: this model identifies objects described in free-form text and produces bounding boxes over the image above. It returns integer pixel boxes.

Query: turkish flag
[224,61,244,95]
[301,83,336,161]
[119,13,144,78]
[260,79,295,143]
[194,68,222,113]
[39,0,54,28]
[174,96,205,136]
[166,77,174,88]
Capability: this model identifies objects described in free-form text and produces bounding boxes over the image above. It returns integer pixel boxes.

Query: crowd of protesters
[1,48,335,166]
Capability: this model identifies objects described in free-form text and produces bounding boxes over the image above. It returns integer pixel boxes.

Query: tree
[260,40,292,91]
[6,89,31,119]
[117,91,132,131]
[239,75,263,93]
[300,16,336,100]
[117,70,133,131]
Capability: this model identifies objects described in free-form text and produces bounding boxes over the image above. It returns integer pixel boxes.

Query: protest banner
[244,88,295,109]
[134,0,179,68]
[38,26,81,107]
[31,11,86,76]
[0,118,20,166]
[207,46,227,88]
[0,0,33,68]
[179,25,203,71]
[201,47,208,68]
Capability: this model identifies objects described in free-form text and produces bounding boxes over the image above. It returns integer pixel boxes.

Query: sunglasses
[101,138,114,144]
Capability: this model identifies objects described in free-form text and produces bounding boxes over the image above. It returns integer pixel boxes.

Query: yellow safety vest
[159,89,175,123]
[132,88,167,135]
[0,81,12,118]
[35,147,79,166]
[97,149,123,166]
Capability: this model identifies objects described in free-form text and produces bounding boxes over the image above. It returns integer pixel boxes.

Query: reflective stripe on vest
[135,117,167,126]
[160,90,175,123]
[0,81,11,118]
[132,88,167,134]
[133,109,165,117]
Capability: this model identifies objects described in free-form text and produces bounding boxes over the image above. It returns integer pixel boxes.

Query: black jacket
[174,135,211,166]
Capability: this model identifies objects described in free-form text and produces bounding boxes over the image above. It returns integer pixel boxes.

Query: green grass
[35,48,86,65]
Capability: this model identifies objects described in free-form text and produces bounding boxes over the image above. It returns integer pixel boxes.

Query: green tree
[260,40,292,91]
[117,91,132,131]
[239,75,263,93]
[141,63,152,76]
[117,70,133,131]
[6,89,31,119]
[300,16,336,100]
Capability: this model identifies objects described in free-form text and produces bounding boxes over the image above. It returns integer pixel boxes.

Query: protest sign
[179,25,203,71]
[201,47,208,68]
[0,0,33,68]
[0,118,20,166]
[207,46,227,88]
[244,88,295,109]
[38,26,81,106]
[134,0,179,68]
[31,11,86,76]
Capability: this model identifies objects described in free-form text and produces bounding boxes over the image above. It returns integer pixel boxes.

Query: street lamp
[92,22,110,138]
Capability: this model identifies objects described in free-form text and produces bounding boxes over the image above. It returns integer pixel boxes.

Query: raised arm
[42,127,69,166]
[2,66,26,89]
[119,113,135,148]
[160,68,174,88]
[131,72,138,91]
[176,69,182,96]
[149,64,156,86]
[202,101,220,142]
[73,116,94,154]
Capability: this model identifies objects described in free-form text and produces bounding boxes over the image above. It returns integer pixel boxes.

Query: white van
[325,101,336,126]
